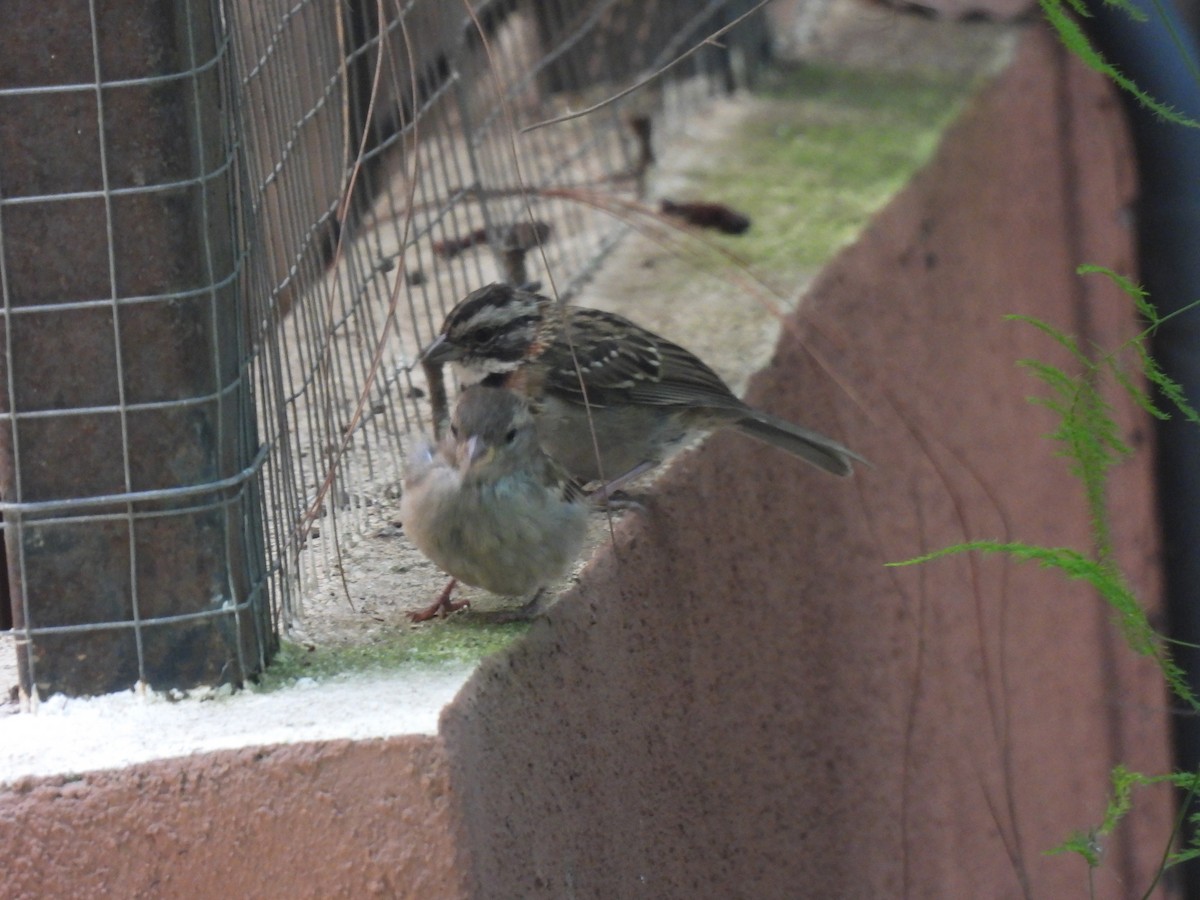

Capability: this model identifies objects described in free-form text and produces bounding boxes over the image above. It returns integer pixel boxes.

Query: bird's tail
[734,410,866,477]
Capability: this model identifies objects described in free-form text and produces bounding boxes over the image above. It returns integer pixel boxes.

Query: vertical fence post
[0,0,273,698]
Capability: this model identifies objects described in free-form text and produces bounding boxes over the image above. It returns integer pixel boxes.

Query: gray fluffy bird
[420,282,865,488]
[401,384,588,621]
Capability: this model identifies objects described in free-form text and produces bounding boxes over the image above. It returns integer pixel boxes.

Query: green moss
[258,620,530,690]
[688,62,981,274]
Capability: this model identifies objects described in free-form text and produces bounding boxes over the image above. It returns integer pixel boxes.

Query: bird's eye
[504,427,518,444]
[471,325,498,345]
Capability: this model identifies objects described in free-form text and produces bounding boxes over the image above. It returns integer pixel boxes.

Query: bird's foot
[589,490,646,513]
[407,578,470,623]
[476,590,549,623]
[585,461,655,511]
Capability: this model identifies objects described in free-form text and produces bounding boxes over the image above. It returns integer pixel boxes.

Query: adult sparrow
[420,282,864,486]
[401,383,589,621]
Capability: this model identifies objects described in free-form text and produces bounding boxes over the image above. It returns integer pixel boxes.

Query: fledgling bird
[400,384,589,621]
[420,283,865,488]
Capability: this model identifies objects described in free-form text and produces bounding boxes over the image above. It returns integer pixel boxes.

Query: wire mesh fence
[0,0,770,700]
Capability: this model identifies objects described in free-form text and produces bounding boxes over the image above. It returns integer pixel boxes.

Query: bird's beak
[457,435,490,474]
[419,333,465,366]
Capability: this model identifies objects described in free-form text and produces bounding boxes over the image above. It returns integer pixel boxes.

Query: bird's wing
[535,453,587,505]
[540,309,661,397]
[625,339,744,409]
[541,308,742,410]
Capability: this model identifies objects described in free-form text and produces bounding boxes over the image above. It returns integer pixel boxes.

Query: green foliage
[1006,268,1200,561]
[892,266,1200,709]
[1048,766,1200,895]
[892,541,1179,691]
[889,265,1200,888]
[1038,0,1200,128]
[908,0,1200,888]
[1077,265,1200,427]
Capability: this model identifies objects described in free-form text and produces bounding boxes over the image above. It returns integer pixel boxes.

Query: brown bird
[420,283,864,488]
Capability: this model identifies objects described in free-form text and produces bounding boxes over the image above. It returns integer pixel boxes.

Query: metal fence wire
[0,0,770,699]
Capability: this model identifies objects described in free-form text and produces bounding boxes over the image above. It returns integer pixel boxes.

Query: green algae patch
[259,619,531,689]
[685,62,985,276]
